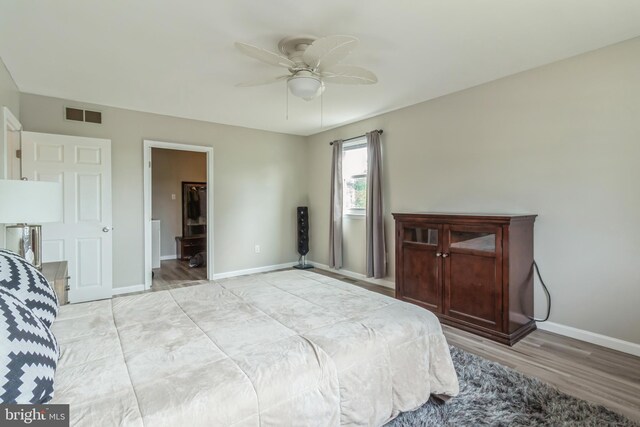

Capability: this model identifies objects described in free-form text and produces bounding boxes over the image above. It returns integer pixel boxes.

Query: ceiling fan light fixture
[287,72,321,100]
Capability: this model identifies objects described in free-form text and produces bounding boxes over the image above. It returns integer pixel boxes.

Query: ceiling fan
[235,35,377,101]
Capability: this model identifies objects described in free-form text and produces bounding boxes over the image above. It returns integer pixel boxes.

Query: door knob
[102,227,111,233]
[436,252,442,257]
[442,253,449,258]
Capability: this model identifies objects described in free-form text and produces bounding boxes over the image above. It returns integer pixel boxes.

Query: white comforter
[51,270,459,426]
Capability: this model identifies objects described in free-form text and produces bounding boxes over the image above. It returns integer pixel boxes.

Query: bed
[50,269,459,426]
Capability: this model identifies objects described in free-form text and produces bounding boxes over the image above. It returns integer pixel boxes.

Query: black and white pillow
[0,250,58,328]
[0,287,58,404]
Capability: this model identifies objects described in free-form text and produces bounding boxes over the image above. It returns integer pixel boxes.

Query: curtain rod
[329,129,383,145]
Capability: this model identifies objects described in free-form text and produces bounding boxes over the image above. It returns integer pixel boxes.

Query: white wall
[151,148,206,257]
[306,38,640,345]
[19,94,308,288]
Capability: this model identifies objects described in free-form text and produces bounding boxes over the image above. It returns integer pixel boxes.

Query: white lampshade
[288,73,322,100]
[0,180,63,224]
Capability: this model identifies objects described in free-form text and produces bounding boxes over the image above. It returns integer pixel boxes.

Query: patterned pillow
[0,287,58,403]
[0,250,58,328]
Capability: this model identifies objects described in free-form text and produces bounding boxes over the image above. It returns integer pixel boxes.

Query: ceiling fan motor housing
[235,34,376,100]
[287,70,322,100]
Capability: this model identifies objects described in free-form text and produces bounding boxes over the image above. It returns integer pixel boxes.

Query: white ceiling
[1,1,640,136]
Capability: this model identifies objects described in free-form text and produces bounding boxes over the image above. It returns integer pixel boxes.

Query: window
[343,138,367,215]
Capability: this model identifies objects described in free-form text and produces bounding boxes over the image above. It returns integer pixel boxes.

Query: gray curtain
[366,131,386,278]
[329,140,343,269]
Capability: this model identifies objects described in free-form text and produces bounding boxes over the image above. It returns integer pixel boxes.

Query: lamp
[0,179,63,269]
[287,71,322,100]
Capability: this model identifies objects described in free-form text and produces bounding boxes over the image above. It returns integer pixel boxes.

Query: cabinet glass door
[444,225,502,329]
[403,226,439,246]
[449,230,495,254]
[399,224,443,313]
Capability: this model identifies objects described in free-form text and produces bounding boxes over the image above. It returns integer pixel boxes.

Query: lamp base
[5,224,43,270]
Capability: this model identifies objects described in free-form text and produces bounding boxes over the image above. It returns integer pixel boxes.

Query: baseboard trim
[160,254,177,261]
[310,261,395,290]
[111,284,145,296]
[211,262,299,280]
[537,322,640,357]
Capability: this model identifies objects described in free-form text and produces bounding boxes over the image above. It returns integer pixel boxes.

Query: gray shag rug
[386,346,638,427]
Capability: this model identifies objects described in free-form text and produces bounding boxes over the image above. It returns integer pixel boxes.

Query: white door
[22,131,113,303]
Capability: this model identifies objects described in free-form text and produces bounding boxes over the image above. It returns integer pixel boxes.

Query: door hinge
[15,149,21,159]
[149,161,152,168]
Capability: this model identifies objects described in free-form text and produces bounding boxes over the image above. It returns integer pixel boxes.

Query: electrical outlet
[171,194,176,200]
[254,244,261,254]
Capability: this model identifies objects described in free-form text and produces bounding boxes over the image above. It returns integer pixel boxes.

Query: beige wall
[19,93,308,288]
[306,38,640,344]
[151,148,206,257]
[11,37,640,345]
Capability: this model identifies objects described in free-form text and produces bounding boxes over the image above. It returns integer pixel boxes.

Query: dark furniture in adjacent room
[175,235,207,261]
[393,213,537,345]
[176,181,207,260]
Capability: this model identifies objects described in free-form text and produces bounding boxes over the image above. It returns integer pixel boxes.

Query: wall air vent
[65,107,102,124]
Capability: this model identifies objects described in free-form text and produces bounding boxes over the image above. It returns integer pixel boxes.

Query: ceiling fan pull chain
[285,82,289,120]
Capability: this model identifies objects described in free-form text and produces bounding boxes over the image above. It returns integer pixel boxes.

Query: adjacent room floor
[152,259,207,290]
[128,267,640,422]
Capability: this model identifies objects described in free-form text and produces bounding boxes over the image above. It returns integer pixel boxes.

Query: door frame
[143,140,214,290]
[1,106,22,179]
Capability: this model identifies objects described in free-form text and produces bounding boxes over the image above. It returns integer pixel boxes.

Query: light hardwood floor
[132,267,640,422]
[152,259,207,290]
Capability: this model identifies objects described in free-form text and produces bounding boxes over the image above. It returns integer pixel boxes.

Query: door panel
[42,240,65,262]
[77,238,102,288]
[76,173,102,222]
[444,224,502,329]
[398,223,442,312]
[35,143,64,163]
[22,131,112,303]
[75,146,102,164]
[446,253,499,328]
[402,245,442,312]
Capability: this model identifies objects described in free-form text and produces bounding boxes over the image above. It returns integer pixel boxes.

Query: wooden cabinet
[394,213,536,345]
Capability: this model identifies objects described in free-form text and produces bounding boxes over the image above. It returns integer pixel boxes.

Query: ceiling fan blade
[303,35,358,72]
[235,42,295,68]
[235,75,289,87]
[321,65,377,84]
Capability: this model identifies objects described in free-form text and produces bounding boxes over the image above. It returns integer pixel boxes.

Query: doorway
[143,140,214,290]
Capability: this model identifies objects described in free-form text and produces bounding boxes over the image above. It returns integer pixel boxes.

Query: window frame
[342,137,367,217]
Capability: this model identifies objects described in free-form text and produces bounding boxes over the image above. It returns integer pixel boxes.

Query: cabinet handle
[442,253,449,258]
[436,252,442,257]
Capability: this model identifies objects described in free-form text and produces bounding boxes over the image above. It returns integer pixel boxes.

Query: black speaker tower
[294,206,313,269]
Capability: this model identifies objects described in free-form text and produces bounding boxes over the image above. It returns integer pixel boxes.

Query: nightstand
[42,261,69,306]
